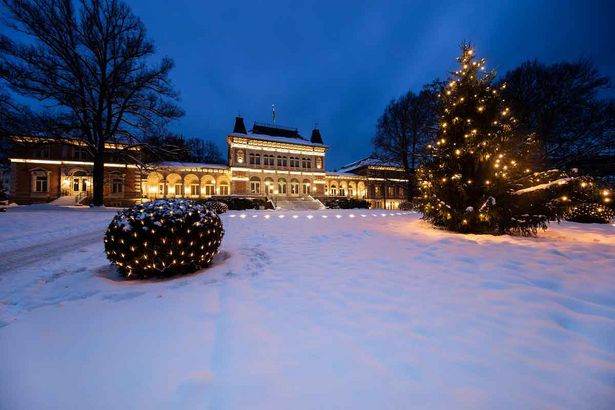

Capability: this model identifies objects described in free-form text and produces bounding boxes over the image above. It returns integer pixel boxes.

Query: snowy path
[0,208,614,409]
[0,230,102,273]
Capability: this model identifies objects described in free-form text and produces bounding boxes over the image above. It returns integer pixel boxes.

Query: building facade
[8,117,408,209]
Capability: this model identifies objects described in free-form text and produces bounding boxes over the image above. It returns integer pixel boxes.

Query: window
[278,178,287,194]
[236,150,245,164]
[348,186,354,197]
[302,157,311,169]
[302,180,311,195]
[190,183,199,196]
[330,185,337,196]
[33,145,50,159]
[339,186,346,197]
[263,154,275,166]
[158,183,165,196]
[290,157,300,168]
[112,178,124,194]
[277,156,287,167]
[204,183,215,196]
[175,183,183,196]
[250,177,261,194]
[375,185,382,196]
[249,153,261,165]
[290,179,300,194]
[264,178,274,194]
[72,147,88,160]
[35,174,48,192]
[388,186,395,196]
[316,157,323,169]
[219,183,229,196]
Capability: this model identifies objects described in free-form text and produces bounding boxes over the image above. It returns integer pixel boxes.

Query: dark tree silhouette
[372,84,439,200]
[0,0,183,205]
[501,60,614,168]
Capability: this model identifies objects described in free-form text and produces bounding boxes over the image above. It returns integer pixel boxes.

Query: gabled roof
[337,157,402,173]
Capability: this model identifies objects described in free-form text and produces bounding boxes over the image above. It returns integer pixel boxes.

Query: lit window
[190,183,199,196]
[250,177,261,194]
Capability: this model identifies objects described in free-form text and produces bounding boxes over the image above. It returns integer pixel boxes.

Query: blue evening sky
[6,1,615,169]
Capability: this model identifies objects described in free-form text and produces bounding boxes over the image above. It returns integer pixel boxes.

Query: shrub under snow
[203,200,229,214]
[104,199,224,278]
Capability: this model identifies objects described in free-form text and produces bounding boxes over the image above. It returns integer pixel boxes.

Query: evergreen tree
[416,43,543,235]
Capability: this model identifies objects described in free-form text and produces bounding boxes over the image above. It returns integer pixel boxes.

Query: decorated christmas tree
[416,43,545,235]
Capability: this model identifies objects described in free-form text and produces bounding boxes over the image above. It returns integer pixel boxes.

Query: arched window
[249,153,261,165]
[250,176,261,194]
[201,175,216,197]
[277,178,287,194]
[264,177,274,194]
[330,183,337,196]
[339,182,346,197]
[218,180,230,196]
[290,178,300,194]
[302,179,311,195]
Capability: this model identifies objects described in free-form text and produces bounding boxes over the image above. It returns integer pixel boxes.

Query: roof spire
[233,116,247,134]
[311,125,323,144]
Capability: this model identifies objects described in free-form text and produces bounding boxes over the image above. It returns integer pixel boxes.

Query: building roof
[337,157,402,173]
[252,122,302,139]
[157,161,229,170]
[229,132,327,148]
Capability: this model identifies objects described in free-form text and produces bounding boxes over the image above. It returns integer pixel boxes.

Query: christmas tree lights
[104,199,224,278]
[416,43,544,235]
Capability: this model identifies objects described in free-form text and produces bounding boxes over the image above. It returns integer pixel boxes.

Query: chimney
[310,127,323,144]
[233,116,247,134]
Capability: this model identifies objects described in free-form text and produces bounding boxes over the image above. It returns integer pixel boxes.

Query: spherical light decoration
[104,199,224,279]
[204,200,229,214]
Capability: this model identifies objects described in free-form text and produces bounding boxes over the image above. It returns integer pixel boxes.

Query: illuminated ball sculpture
[104,199,224,278]
[204,200,229,214]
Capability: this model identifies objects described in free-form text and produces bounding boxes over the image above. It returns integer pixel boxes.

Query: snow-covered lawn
[0,206,614,409]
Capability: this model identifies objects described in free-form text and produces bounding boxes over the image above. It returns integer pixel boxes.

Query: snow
[513,177,571,195]
[229,132,326,147]
[1,206,615,409]
[337,156,402,173]
[157,161,229,170]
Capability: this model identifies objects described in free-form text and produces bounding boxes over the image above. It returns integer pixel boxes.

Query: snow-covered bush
[565,203,614,224]
[203,200,229,214]
[104,199,224,278]
[399,201,413,211]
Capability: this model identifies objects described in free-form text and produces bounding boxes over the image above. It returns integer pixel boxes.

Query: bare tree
[372,83,439,200]
[187,138,224,164]
[502,60,614,168]
[0,0,183,205]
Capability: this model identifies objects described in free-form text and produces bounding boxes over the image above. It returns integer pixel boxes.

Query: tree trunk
[92,143,105,206]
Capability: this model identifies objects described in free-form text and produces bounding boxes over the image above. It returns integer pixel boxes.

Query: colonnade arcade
[248,176,314,196]
[145,170,230,199]
[325,177,367,198]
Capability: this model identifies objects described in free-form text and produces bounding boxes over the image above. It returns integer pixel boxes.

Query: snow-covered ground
[0,205,614,409]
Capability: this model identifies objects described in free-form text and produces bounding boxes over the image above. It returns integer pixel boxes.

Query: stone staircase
[49,194,88,206]
[273,196,325,211]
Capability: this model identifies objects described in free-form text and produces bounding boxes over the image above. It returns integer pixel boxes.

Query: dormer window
[72,146,88,160]
[33,145,50,159]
